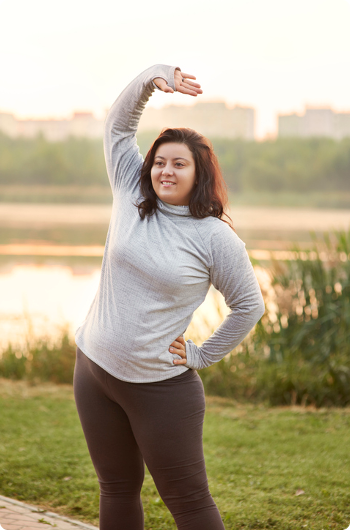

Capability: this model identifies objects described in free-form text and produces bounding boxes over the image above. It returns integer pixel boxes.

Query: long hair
[136,128,233,229]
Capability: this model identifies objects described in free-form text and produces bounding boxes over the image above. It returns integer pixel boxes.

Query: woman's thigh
[74,352,224,528]
[73,348,144,489]
[109,369,211,509]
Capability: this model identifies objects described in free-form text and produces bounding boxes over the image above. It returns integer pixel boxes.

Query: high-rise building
[303,108,335,137]
[0,111,104,141]
[139,101,255,140]
[0,112,17,138]
[0,102,255,141]
[278,113,303,137]
[278,107,350,139]
[335,113,350,139]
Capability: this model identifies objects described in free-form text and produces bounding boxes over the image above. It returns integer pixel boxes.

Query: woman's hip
[74,345,205,419]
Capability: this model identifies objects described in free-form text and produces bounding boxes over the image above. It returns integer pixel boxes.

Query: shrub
[0,332,76,384]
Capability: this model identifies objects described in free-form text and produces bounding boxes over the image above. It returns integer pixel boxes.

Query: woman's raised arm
[104,65,202,194]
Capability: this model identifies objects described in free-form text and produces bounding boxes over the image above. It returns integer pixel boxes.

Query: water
[1,203,349,349]
[0,264,100,348]
[2,203,350,231]
[0,262,233,350]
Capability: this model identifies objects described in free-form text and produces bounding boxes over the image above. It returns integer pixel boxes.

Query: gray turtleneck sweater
[75,64,265,383]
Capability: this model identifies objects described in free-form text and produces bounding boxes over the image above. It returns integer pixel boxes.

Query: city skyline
[1,0,350,138]
[2,102,350,142]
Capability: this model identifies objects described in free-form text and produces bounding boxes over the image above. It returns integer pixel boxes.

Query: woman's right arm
[104,65,177,194]
[104,65,202,194]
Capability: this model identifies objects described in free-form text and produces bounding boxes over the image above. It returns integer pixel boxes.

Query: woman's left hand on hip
[169,336,187,365]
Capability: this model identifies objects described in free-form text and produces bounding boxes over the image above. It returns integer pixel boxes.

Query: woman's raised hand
[153,70,202,97]
[169,335,187,365]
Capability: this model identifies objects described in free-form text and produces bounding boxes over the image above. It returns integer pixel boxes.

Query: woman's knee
[153,458,211,508]
[98,471,145,499]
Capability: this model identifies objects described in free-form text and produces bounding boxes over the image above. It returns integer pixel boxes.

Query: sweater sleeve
[104,64,179,195]
[185,225,265,370]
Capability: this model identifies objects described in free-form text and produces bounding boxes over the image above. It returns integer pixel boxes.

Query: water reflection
[0,264,100,348]
[1,203,348,350]
[0,263,232,350]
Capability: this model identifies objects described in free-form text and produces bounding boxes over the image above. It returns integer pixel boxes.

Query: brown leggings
[73,347,225,530]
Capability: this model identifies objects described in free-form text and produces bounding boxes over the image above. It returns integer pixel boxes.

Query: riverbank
[1,186,350,209]
[1,202,349,256]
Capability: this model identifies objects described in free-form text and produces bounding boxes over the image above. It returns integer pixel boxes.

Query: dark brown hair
[136,128,233,229]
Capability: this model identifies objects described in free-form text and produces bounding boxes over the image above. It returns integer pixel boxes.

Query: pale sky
[1,0,350,138]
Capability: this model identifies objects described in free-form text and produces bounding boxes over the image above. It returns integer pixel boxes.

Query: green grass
[0,379,349,529]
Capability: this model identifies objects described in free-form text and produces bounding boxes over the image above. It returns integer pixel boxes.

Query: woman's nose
[161,165,174,176]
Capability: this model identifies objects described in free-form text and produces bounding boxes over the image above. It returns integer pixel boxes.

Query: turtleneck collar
[157,198,192,217]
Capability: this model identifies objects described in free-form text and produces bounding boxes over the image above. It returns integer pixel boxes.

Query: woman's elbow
[245,294,265,325]
[255,295,265,322]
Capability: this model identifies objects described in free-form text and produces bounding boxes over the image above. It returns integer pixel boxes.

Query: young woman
[73,64,265,530]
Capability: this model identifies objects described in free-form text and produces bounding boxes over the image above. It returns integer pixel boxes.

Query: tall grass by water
[199,230,350,407]
[1,230,349,407]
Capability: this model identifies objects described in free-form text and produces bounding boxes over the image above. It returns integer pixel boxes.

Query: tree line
[1,132,349,193]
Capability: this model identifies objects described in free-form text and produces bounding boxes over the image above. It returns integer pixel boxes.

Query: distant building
[278,113,303,137]
[0,111,104,141]
[139,101,255,140]
[335,113,350,139]
[0,102,255,141]
[16,118,69,141]
[0,112,17,138]
[303,108,335,137]
[278,107,350,139]
[69,112,104,139]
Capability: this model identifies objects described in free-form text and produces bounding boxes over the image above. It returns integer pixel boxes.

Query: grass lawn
[0,379,349,530]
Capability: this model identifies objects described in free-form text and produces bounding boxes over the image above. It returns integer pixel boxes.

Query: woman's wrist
[184,339,200,370]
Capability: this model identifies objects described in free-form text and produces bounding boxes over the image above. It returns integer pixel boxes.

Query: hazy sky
[1,0,350,137]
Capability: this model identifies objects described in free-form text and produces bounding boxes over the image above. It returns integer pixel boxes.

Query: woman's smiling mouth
[161,180,176,187]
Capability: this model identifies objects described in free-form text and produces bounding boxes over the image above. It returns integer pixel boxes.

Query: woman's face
[151,142,196,206]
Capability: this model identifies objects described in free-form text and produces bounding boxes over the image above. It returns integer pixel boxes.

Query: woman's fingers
[169,335,187,364]
[172,338,185,348]
[179,72,196,79]
[170,336,185,349]
[173,353,186,365]
[175,70,203,96]
[180,80,202,96]
[169,343,185,354]
[173,353,187,365]
[178,84,203,96]
[182,79,202,88]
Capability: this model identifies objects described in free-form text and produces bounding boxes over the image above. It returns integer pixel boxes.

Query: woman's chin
[158,191,177,204]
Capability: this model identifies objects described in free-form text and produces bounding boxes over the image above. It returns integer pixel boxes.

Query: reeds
[0,331,76,384]
[200,229,350,407]
[1,230,349,406]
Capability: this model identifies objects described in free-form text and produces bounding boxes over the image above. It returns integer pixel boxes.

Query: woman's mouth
[161,181,176,187]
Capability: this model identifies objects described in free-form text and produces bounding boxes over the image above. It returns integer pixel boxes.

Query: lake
[1,203,349,349]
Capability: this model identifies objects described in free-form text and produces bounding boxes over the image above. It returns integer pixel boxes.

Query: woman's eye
[175,163,184,167]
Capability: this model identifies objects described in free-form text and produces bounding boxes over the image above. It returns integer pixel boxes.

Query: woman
[73,64,265,530]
